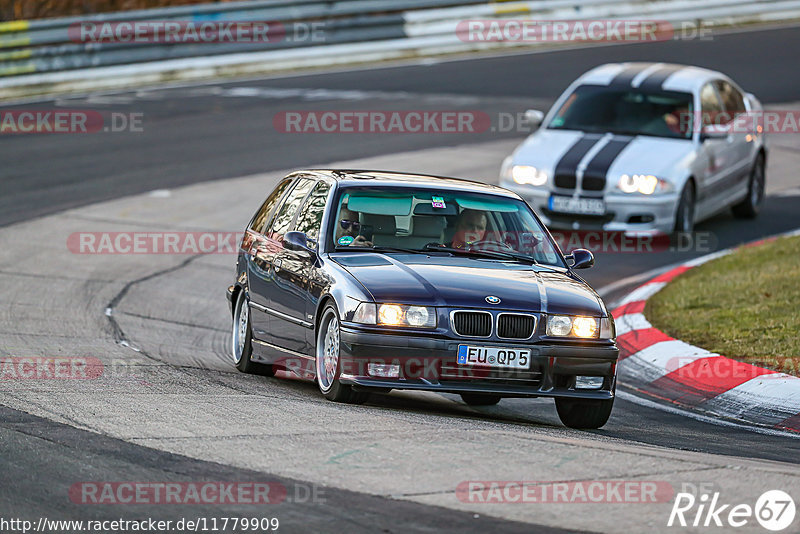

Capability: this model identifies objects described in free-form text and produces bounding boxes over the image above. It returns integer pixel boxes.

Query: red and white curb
[611,229,800,434]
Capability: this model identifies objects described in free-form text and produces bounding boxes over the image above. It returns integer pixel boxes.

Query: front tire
[231,291,274,376]
[732,154,765,218]
[673,181,695,233]
[555,397,614,429]
[316,304,369,404]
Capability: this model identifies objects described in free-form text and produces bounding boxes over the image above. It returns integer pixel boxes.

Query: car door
[695,82,739,216]
[244,178,293,341]
[714,79,752,201]
[258,177,315,349]
[268,180,332,355]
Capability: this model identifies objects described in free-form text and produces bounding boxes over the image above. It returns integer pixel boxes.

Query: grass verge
[646,234,800,377]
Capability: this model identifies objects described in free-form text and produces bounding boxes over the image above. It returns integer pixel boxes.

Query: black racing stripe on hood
[637,65,685,91]
[553,134,603,190]
[581,136,635,192]
[609,64,653,87]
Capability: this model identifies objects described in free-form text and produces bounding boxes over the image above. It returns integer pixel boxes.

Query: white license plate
[457,345,530,369]
[549,195,606,215]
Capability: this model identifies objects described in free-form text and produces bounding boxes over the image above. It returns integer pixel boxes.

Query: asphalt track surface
[3,24,800,227]
[2,23,800,534]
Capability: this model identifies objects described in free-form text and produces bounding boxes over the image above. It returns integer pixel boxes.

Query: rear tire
[460,393,501,406]
[231,291,274,376]
[555,397,614,429]
[673,181,695,233]
[316,304,369,404]
[732,154,765,218]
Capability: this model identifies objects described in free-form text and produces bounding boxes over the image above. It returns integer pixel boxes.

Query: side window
[714,80,746,119]
[267,178,315,240]
[293,181,331,242]
[699,83,723,127]
[249,178,292,234]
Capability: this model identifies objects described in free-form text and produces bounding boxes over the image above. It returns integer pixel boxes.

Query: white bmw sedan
[500,62,767,234]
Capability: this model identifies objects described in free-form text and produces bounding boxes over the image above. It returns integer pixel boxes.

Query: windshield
[548,84,695,139]
[330,187,564,267]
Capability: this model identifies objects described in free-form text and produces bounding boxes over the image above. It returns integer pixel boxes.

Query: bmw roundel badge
[485,296,501,304]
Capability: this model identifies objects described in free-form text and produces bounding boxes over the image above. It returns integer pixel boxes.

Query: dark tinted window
[714,80,746,114]
[268,178,314,239]
[249,178,292,234]
[548,84,694,139]
[294,181,331,241]
[700,83,723,127]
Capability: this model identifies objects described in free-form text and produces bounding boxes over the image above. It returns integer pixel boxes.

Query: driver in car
[451,209,487,249]
[336,204,373,247]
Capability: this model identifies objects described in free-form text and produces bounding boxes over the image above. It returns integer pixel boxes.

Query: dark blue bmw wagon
[227,169,619,428]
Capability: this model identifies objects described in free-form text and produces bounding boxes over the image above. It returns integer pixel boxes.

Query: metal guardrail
[0,0,485,76]
[1,0,799,80]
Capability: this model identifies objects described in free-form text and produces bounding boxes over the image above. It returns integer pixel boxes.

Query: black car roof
[298,169,520,198]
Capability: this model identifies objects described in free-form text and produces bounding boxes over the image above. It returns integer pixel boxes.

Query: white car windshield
[331,187,564,267]
[549,84,695,139]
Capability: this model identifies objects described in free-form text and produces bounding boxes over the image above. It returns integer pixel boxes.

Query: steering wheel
[468,239,515,252]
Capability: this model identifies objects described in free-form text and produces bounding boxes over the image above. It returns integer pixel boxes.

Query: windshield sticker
[432,196,446,209]
[337,236,354,246]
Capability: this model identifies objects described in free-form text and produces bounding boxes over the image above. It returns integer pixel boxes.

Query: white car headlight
[352,303,436,328]
[546,315,614,339]
[617,174,672,195]
[512,165,549,186]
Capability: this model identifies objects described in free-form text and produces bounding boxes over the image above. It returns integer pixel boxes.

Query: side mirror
[566,248,594,269]
[700,123,729,141]
[284,231,316,255]
[524,109,545,127]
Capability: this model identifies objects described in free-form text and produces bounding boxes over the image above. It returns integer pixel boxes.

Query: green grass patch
[646,234,800,376]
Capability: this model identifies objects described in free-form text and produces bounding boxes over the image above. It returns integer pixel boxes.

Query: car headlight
[352,302,436,328]
[617,174,672,195]
[546,315,614,339]
[512,165,548,186]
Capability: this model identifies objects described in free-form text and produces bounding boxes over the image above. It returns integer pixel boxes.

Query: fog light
[368,363,400,378]
[575,376,604,389]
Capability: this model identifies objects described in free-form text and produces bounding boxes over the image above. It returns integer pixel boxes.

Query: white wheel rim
[317,312,339,392]
[232,295,248,364]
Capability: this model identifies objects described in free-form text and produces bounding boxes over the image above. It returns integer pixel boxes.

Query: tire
[315,304,369,404]
[231,291,274,376]
[732,154,765,219]
[673,181,695,233]
[555,397,614,429]
[460,393,501,406]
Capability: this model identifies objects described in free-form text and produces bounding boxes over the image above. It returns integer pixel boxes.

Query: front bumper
[503,181,679,235]
[338,326,618,399]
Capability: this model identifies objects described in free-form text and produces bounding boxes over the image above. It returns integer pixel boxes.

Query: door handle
[274,257,283,273]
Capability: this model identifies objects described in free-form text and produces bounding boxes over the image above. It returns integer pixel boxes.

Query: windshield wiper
[334,245,428,254]
[423,244,538,265]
